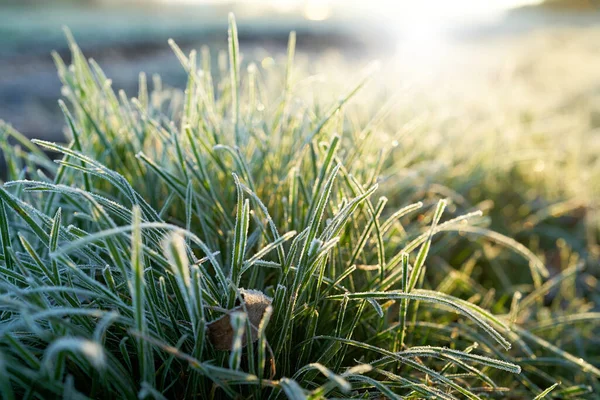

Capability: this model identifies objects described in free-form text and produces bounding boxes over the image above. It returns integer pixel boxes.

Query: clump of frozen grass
[0,15,598,399]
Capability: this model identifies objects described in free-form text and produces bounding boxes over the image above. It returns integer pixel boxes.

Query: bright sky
[157,0,544,62]
[158,0,544,21]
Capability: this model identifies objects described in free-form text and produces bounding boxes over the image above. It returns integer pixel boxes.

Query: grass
[0,14,599,399]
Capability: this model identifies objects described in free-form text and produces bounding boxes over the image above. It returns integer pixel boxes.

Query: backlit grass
[0,15,598,399]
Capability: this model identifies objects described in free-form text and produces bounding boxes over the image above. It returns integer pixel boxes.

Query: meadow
[0,15,598,399]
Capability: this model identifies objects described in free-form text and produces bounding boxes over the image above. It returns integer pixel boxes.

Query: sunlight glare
[303,0,332,21]
[381,0,543,66]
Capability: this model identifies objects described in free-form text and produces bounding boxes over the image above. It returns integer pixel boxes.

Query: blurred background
[1,0,599,142]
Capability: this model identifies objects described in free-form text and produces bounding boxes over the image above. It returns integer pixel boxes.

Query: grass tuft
[0,16,598,399]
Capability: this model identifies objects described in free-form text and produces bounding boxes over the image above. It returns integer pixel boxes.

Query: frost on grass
[0,15,598,400]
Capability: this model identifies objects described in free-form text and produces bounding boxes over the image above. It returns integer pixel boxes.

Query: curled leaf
[207,289,272,350]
